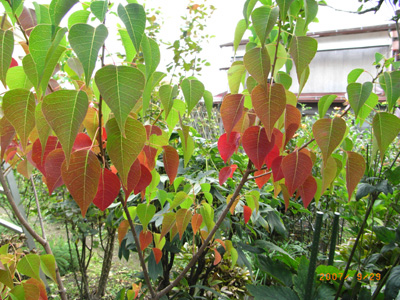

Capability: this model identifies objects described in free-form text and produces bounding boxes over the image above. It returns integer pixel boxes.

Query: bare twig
[30,175,46,240]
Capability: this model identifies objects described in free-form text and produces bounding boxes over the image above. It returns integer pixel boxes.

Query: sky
[22,0,398,95]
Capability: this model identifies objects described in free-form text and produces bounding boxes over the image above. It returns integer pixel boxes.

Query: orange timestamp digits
[356,272,381,281]
[319,273,381,281]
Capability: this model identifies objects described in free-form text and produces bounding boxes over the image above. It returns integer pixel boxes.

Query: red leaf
[298,175,317,209]
[0,117,16,160]
[265,145,280,169]
[272,128,284,150]
[93,168,121,211]
[143,145,157,170]
[134,164,152,194]
[243,205,252,224]
[118,220,129,245]
[254,169,271,189]
[213,248,222,265]
[219,165,236,185]
[220,94,245,139]
[284,104,301,146]
[44,149,65,194]
[218,132,241,163]
[281,151,313,196]
[153,248,162,264]
[346,151,366,201]
[191,213,203,235]
[61,150,101,217]
[31,137,61,176]
[163,145,179,184]
[25,278,47,300]
[251,84,286,139]
[145,125,163,138]
[139,230,153,251]
[10,58,18,68]
[72,133,92,151]
[271,156,284,182]
[123,159,141,200]
[242,126,275,170]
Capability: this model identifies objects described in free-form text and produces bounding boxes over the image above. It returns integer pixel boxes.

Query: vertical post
[328,212,340,265]
[305,211,323,300]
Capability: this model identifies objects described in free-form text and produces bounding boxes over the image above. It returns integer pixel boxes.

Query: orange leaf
[346,151,366,201]
[176,209,192,239]
[213,248,222,265]
[61,149,101,217]
[25,278,47,300]
[0,117,16,160]
[284,104,301,146]
[44,148,65,194]
[153,248,162,264]
[21,282,40,300]
[251,84,286,139]
[220,94,245,139]
[243,205,252,224]
[191,213,203,235]
[163,145,179,184]
[93,168,121,211]
[298,175,317,209]
[123,159,141,200]
[281,151,312,196]
[160,212,176,240]
[254,169,271,189]
[139,230,153,251]
[215,239,226,249]
[242,126,275,170]
[118,220,130,245]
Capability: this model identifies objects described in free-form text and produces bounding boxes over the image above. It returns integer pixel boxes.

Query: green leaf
[91,0,108,22]
[382,71,400,112]
[67,10,90,29]
[203,90,213,119]
[243,47,270,86]
[243,0,258,25]
[372,226,396,243]
[17,254,40,280]
[373,112,400,160]
[170,191,190,211]
[6,66,32,90]
[290,36,318,84]
[318,95,337,118]
[228,63,246,94]
[35,102,51,152]
[106,117,146,187]
[42,90,88,166]
[233,19,247,54]
[178,125,194,168]
[0,29,14,87]
[119,29,136,62]
[247,285,299,300]
[33,2,51,24]
[8,0,22,14]
[347,68,364,84]
[347,82,373,118]
[251,6,279,45]
[304,0,318,30]
[95,65,145,135]
[181,78,205,114]
[276,0,295,21]
[200,202,215,233]
[385,266,400,300]
[69,24,108,86]
[266,42,287,77]
[257,255,293,286]
[159,84,177,119]
[118,3,146,53]
[142,35,160,80]
[49,0,79,26]
[356,92,378,126]
[164,100,186,135]
[3,89,35,151]
[0,264,14,288]
[40,254,57,282]
[142,71,166,116]
[22,54,39,93]
[137,203,156,229]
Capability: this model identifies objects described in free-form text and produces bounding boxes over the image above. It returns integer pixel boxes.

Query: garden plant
[0,0,400,299]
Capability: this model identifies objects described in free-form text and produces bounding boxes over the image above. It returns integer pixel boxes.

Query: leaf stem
[30,175,46,240]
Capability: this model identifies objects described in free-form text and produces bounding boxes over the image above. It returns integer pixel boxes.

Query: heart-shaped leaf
[44,148,65,195]
[276,0,294,20]
[122,159,141,200]
[312,117,347,165]
[382,71,400,112]
[159,212,176,240]
[218,132,241,163]
[0,117,16,160]
[49,0,79,26]
[243,47,270,86]
[284,104,301,146]
[137,203,156,230]
[191,213,203,235]
[17,254,40,281]
[220,94,245,139]
[242,126,275,170]
[90,0,108,22]
[106,117,146,187]
[61,149,101,217]
[251,6,279,44]
[181,78,205,114]
[318,95,337,118]
[298,175,317,209]
[0,29,14,87]
[163,145,179,184]
[176,209,192,239]
[251,84,286,139]
[290,36,318,84]
[159,84,178,119]
[347,82,373,118]
[281,151,313,196]
[139,230,153,251]
[118,3,146,53]
[219,165,236,185]
[95,65,145,136]
[69,24,108,86]
[254,170,271,189]
[42,90,88,166]
[3,89,35,151]
[93,168,121,211]
[346,151,366,201]
[40,255,57,282]
[153,248,162,264]
[373,112,400,160]
[134,164,152,195]
[243,205,252,224]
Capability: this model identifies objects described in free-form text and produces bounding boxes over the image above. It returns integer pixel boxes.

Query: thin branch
[247,170,272,181]
[320,0,385,15]
[30,175,46,240]
[270,20,282,83]
[155,160,253,299]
